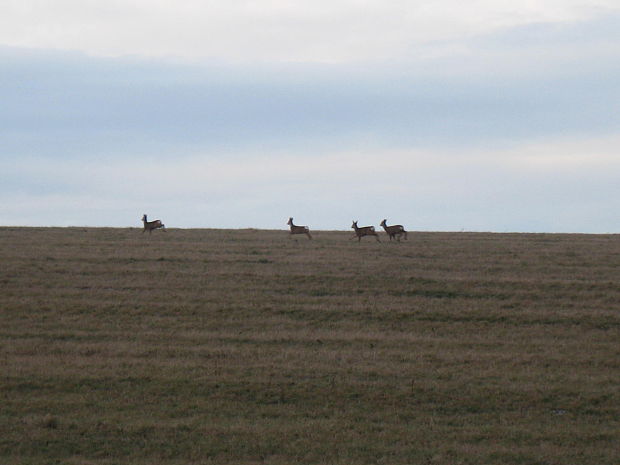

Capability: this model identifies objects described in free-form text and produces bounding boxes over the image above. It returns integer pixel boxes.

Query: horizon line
[0,225,617,236]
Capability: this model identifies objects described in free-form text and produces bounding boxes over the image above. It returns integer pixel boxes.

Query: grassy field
[1,227,619,464]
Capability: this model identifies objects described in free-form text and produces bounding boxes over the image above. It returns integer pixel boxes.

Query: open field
[1,227,619,464]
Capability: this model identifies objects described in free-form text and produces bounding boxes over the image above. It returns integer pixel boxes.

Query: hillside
[1,227,619,464]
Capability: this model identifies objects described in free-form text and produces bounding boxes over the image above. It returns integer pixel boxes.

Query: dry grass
[1,227,619,464]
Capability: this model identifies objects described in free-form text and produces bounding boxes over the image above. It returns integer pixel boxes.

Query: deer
[351,221,380,242]
[380,219,407,241]
[287,217,312,239]
[142,214,166,234]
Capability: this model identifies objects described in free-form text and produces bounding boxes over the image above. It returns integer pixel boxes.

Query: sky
[1,1,619,232]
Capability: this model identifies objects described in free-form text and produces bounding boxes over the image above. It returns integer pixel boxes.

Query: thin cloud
[2,136,619,231]
[0,1,617,62]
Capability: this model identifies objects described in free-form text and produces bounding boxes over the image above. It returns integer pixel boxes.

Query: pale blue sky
[1,2,619,231]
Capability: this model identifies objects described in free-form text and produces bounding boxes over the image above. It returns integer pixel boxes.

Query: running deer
[380,219,407,241]
[142,214,166,234]
[351,221,380,242]
[287,217,312,239]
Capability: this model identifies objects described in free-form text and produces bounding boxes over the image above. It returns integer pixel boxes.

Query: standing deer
[142,214,165,234]
[351,221,380,242]
[287,217,312,239]
[380,219,407,241]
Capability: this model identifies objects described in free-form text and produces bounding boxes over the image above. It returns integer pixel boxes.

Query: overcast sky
[1,1,619,231]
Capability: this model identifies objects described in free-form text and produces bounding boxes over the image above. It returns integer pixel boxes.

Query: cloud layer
[1,0,617,62]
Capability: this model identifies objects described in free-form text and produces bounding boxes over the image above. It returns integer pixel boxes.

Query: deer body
[380,219,407,241]
[142,214,165,234]
[351,221,380,242]
[287,217,312,239]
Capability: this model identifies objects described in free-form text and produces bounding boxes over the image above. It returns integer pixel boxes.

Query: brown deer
[380,219,407,241]
[351,221,380,242]
[287,217,312,239]
[142,214,165,234]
